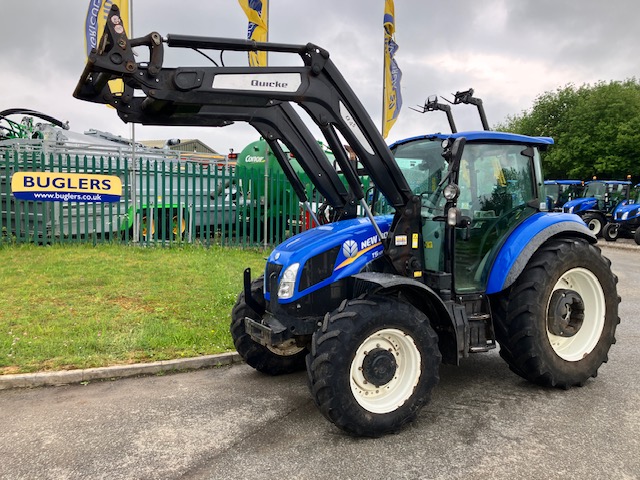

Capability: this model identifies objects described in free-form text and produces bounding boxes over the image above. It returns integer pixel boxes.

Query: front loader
[75,5,621,437]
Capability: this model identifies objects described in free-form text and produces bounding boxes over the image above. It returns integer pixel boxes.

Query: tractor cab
[543,180,584,211]
[390,132,548,294]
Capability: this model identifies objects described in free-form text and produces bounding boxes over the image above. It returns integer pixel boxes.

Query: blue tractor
[562,179,632,236]
[76,5,621,437]
[543,179,584,211]
[602,184,640,243]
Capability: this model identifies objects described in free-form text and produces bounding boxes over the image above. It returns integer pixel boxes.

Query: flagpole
[381,6,386,137]
[129,0,139,243]
[381,0,387,138]
[263,0,269,247]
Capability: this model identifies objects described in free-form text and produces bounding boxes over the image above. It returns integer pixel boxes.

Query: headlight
[567,206,574,213]
[443,183,460,201]
[622,211,629,220]
[277,263,300,299]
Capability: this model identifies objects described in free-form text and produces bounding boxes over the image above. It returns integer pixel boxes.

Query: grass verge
[0,243,267,374]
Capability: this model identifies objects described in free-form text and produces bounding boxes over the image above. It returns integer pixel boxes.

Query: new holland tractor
[602,183,640,243]
[75,6,620,437]
[562,179,632,236]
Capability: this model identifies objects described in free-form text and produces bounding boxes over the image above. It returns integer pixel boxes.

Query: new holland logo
[342,239,358,258]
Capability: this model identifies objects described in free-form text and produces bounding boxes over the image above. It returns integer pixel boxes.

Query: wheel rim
[587,218,602,235]
[546,267,605,361]
[141,215,155,238]
[350,328,421,414]
[266,339,305,357]
[172,215,186,237]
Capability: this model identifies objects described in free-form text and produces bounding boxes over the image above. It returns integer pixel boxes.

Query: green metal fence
[1,145,320,247]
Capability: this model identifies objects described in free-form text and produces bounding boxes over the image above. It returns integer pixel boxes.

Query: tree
[496,79,640,181]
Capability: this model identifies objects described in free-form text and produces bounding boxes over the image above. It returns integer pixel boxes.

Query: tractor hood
[265,215,394,303]
[563,197,597,214]
[613,201,640,221]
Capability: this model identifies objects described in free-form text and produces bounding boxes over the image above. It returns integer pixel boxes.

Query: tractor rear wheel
[494,238,620,388]
[231,276,307,375]
[307,295,441,437]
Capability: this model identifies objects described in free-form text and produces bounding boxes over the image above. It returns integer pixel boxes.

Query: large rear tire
[307,295,441,437]
[230,276,307,375]
[494,238,620,388]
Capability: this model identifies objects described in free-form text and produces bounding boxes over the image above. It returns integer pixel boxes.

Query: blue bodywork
[563,196,598,215]
[265,215,393,303]
[265,211,593,302]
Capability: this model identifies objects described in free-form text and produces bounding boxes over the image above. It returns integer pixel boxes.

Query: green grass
[0,243,268,374]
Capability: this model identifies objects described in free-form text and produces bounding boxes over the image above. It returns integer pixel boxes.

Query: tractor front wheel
[230,276,307,375]
[494,238,620,388]
[307,295,441,437]
[581,213,605,237]
[601,223,619,242]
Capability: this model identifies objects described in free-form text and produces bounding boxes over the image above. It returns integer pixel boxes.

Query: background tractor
[562,179,632,236]
[602,183,640,243]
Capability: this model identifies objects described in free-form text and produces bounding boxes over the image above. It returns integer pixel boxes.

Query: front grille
[299,245,341,291]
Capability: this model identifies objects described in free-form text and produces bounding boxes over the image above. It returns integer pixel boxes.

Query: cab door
[453,143,538,293]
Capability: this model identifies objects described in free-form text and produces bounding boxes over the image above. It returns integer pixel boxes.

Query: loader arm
[74,4,424,276]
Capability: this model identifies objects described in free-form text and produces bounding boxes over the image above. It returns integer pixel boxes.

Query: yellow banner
[238,0,269,66]
[85,1,130,95]
[383,0,402,139]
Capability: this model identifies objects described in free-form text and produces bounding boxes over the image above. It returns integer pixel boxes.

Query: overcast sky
[1,0,638,154]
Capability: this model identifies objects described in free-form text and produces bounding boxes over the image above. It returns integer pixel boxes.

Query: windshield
[390,138,449,212]
[583,182,606,199]
[376,138,448,215]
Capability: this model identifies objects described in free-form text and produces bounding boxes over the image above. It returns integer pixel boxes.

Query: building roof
[138,139,220,155]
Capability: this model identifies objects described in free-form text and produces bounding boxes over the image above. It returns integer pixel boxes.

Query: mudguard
[486,212,596,294]
[351,271,462,364]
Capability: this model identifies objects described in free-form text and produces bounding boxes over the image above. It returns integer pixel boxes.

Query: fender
[352,272,462,364]
[486,212,596,294]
